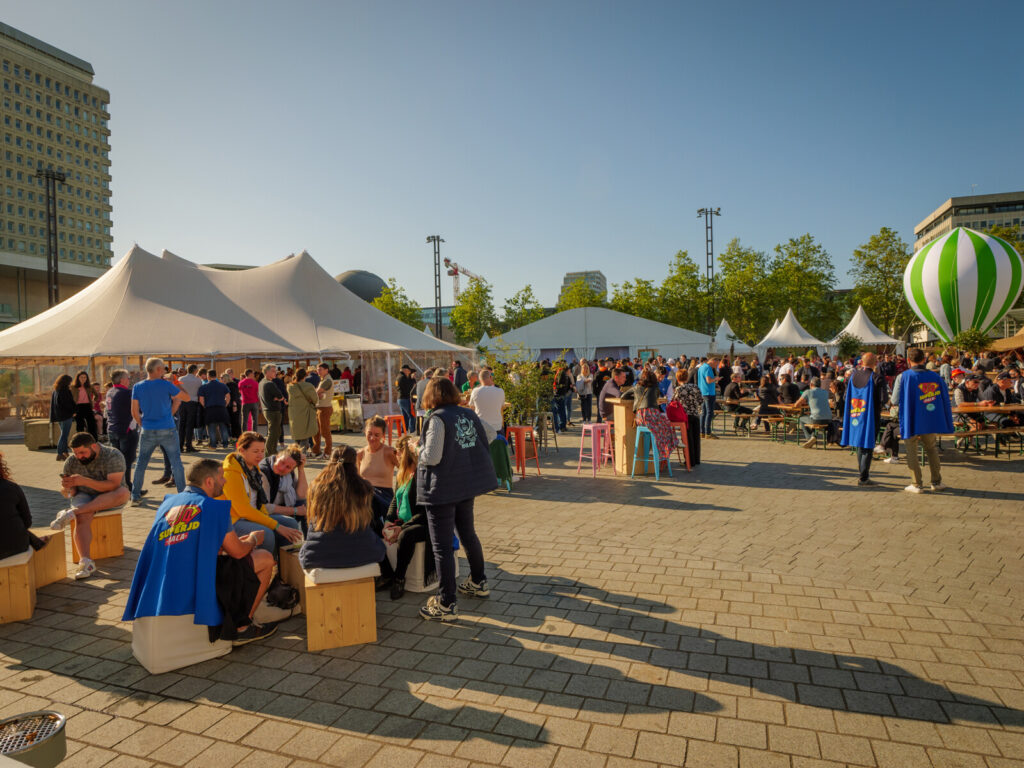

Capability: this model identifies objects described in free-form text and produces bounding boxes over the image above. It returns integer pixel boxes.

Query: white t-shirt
[777,362,794,384]
[469,385,505,432]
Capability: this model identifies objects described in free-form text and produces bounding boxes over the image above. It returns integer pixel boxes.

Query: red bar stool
[506,425,541,479]
[669,417,692,472]
[384,414,406,445]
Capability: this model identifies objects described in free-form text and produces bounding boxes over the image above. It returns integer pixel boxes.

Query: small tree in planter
[483,342,563,427]
[834,332,864,362]
[951,328,991,357]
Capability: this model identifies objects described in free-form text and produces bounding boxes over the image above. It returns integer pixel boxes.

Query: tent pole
[386,352,394,414]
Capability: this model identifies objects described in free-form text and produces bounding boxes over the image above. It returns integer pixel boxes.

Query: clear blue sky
[7,1,1023,308]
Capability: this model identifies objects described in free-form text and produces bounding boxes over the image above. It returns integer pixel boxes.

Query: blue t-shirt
[658,377,672,398]
[697,364,717,396]
[122,488,232,626]
[132,378,180,431]
[198,380,230,416]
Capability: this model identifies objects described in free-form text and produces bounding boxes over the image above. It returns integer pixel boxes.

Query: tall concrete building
[914,191,1024,251]
[559,270,607,302]
[0,22,112,328]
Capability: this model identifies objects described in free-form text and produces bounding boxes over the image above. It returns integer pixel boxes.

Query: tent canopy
[483,307,711,361]
[0,246,468,360]
[991,327,1024,352]
[756,308,824,351]
[712,319,754,354]
[827,306,900,346]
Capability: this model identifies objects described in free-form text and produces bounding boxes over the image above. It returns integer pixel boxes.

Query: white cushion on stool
[304,562,380,585]
[132,613,232,675]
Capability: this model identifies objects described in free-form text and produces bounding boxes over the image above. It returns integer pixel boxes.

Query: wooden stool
[384,414,406,445]
[506,426,541,478]
[29,528,66,587]
[70,509,124,563]
[0,549,36,624]
[304,563,380,651]
[668,421,692,472]
[278,546,307,614]
[132,614,232,674]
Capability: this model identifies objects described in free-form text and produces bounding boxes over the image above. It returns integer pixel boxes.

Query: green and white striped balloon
[903,227,1023,343]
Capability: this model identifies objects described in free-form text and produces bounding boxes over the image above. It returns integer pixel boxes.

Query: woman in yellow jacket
[220,431,304,553]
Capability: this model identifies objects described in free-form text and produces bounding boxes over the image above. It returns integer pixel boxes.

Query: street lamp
[37,168,67,307]
[697,207,721,335]
[426,235,445,337]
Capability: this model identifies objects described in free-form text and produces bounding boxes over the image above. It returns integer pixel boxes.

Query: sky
[6,1,1024,309]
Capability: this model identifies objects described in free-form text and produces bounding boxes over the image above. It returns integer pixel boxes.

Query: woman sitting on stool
[357,415,398,520]
[379,435,433,600]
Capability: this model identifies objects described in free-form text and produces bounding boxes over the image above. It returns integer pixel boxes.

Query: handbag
[265,574,300,610]
[665,401,688,424]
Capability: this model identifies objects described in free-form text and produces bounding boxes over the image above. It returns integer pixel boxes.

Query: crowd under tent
[756,308,825,356]
[0,246,470,418]
[711,318,754,355]
[825,305,902,356]
[482,306,712,363]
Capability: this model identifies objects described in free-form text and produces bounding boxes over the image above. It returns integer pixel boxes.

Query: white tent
[0,245,467,359]
[756,308,825,354]
[827,305,900,348]
[712,319,754,355]
[483,307,711,362]
[755,318,780,349]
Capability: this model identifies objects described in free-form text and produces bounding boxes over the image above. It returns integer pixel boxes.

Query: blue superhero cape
[898,368,954,440]
[841,373,876,450]
[122,488,232,627]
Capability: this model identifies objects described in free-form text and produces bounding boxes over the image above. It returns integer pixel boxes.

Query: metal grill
[0,712,64,754]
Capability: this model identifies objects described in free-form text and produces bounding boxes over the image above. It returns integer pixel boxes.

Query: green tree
[952,328,992,355]
[501,285,546,332]
[850,227,915,337]
[609,278,662,322]
[768,234,842,341]
[371,278,422,329]
[715,239,774,344]
[556,278,606,311]
[658,250,708,332]
[449,278,498,345]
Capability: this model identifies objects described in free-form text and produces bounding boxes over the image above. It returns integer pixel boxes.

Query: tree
[850,227,915,337]
[557,279,606,311]
[609,278,662,322]
[952,328,992,355]
[768,234,842,341]
[371,278,422,329]
[834,332,864,361]
[448,278,498,345]
[658,250,707,332]
[715,239,774,344]
[501,285,546,332]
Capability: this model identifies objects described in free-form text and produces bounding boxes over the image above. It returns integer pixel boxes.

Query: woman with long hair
[49,374,76,461]
[625,368,677,467]
[70,371,97,438]
[379,435,433,599]
[298,448,385,570]
[219,431,303,553]
[0,451,48,560]
[575,363,594,424]
[357,415,398,512]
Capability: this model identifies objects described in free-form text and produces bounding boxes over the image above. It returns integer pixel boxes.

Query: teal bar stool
[631,426,671,479]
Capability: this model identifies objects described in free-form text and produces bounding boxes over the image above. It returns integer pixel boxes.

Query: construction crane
[443,257,483,301]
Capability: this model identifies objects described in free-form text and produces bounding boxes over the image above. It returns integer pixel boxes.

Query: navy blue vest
[417,406,498,505]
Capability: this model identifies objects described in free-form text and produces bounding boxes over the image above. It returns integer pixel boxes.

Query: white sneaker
[874,444,884,453]
[49,508,77,531]
[930,483,948,491]
[883,456,900,464]
[74,559,96,580]
[904,484,926,494]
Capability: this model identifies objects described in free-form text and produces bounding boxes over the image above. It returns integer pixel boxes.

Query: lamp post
[426,235,445,337]
[37,168,67,307]
[697,207,721,336]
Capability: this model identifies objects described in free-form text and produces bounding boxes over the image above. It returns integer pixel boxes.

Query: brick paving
[1,425,1022,767]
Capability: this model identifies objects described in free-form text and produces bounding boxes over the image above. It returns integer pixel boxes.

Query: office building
[0,22,111,328]
[559,270,607,302]
[914,191,1024,251]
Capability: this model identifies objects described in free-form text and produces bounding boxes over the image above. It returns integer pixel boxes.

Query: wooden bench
[0,549,36,624]
[70,509,124,563]
[303,563,379,651]
[29,528,66,587]
[23,419,56,451]
[132,614,232,674]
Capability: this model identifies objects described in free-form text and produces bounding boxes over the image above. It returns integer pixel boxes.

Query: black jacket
[49,388,76,423]
[0,479,32,561]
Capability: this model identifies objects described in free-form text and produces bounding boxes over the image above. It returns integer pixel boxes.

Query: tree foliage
[952,328,992,355]
[557,279,606,312]
[715,239,774,344]
[850,227,915,337]
[449,278,498,345]
[371,278,423,329]
[482,342,560,426]
[834,332,864,361]
[767,234,843,341]
[501,285,546,332]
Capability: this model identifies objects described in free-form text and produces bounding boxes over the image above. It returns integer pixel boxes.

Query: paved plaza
[1,429,1023,768]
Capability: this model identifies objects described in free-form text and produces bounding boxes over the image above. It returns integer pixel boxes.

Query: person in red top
[238,369,260,432]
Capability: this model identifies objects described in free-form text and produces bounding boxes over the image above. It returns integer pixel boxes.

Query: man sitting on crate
[123,459,277,646]
[50,432,131,580]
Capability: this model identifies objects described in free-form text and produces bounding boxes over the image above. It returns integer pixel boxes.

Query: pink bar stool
[577,423,615,476]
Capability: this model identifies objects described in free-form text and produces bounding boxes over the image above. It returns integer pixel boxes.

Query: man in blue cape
[841,352,887,486]
[894,347,954,494]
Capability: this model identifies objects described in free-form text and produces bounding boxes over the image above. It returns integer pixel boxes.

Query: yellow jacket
[218,453,278,529]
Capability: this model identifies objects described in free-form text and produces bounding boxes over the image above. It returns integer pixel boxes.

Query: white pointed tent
[755,318,780,349]
[712,319,754,355]
[826,305,900,352]
[0,246,467,359]
[483,307,711,362]
[756,309,824,354]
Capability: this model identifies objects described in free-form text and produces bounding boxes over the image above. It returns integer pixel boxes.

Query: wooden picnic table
[952,404,1024,414]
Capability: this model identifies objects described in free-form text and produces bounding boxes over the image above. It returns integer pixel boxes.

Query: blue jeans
[54,417,73,455]
[133,428,184,499]
[552,395,567,431]
[234,514,301,553]
[425,497,486,608]
[398,398,414,433]
[700,395,716,435]
[206,420,230,448]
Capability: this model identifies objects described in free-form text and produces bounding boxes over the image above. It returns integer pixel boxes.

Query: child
[379,435,433,599]
[298,447,385,571]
